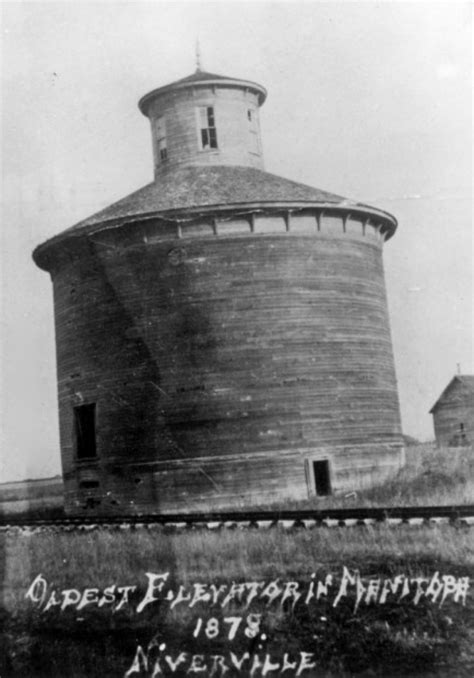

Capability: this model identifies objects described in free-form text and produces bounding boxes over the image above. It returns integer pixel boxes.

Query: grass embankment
[267,443,474,511]
[2,444,472,518]
[1,523,474,677]
[355,442,474,507]
[0,476,63,517]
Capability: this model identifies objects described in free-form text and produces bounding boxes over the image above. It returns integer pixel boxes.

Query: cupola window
[247,108,259,154]
[198,106,218,150]
[156,116,167,162]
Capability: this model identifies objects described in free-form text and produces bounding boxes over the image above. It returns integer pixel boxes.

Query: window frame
[197,106,218,151]
[155,115,168,163]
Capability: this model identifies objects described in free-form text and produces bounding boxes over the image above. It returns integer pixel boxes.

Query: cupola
[138,68,267,177]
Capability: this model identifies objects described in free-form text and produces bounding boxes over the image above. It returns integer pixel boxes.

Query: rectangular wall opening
[313,460,331,496]
[79,480,100,490]
[74,404,97,460]
[198,106,218,149]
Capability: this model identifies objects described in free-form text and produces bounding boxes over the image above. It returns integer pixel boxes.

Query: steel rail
[1,505,474,531]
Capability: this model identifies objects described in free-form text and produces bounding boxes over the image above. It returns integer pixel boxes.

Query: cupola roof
[138,69,267,115]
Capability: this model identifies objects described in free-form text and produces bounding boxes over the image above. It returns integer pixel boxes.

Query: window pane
[199,107,208,126]
[156,116,165,138]
[158,138,167,161]
[209,128,218,148]
[201,128,209,148]
[207,107,215,126]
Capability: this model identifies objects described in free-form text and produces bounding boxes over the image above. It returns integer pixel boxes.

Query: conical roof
[59,165,348,229]
[138,69,267,114]
[33,164,398,268]
[168,69,250,84]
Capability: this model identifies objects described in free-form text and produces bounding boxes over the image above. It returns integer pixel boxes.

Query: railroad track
[1,505,474,532]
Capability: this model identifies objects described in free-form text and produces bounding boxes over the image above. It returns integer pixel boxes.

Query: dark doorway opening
[313,460,331,496]
[74,404,97,460]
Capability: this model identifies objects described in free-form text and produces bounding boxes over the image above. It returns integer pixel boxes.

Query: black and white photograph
[1,1,472,676]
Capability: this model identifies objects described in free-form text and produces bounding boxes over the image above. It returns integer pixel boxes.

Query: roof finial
[457,362,461,375]
[195,38,202,72]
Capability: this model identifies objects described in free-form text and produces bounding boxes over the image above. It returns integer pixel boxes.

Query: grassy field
[268,443,474,510]
[1,444,473,677]
[1,522,473,677]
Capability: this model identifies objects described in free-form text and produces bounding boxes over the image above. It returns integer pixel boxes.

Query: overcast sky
[1,1,472,482]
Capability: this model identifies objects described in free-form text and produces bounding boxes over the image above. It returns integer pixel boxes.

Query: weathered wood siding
[432,381,474,446]
[63,444,404,514]
[147,86,263,176]
[51,212,403,513]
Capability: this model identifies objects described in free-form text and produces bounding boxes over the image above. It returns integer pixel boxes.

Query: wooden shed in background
[430,375,474,447]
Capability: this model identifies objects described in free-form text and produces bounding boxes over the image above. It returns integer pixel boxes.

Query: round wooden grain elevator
[33,68,404,514]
